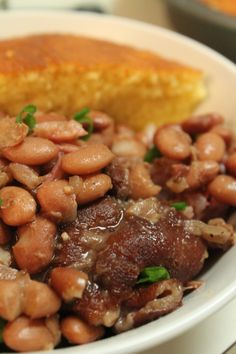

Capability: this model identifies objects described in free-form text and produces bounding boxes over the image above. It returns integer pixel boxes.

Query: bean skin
[76,174,112,205]
[13,216,56,274]
[35,112,66,123]
[210,125,232,145]
[195,132,225,162]
[50,267,88,301]
[0,279,22,321]
[0,186,36,226]
[208,175,236,206]
[3,316,58,352]
[61,144,114,175]
[0,118,28,149]
[24,281,61,319]
[34,120,86,143]
[226,152,236,177]
[186,161,220,189]
[37,180,77,223]
[154,125,192,160]
[2,137,59,165]
[181,113,224,134]
[61,316,104,344]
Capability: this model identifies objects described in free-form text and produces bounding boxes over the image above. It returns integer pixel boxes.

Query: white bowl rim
[0,10,236,354]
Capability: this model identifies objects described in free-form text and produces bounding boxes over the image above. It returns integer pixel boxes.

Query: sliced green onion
[16,104,37,133]
[136,266,170,285]
[74,107,93,141]
[171,201,188,211]
[0,319,6,343]
[144,145,162,163]
[0,198,3,207]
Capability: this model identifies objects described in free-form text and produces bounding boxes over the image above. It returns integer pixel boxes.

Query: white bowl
[0,10,236,354]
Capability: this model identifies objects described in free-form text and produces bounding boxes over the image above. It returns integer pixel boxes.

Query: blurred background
[0,0,235,62]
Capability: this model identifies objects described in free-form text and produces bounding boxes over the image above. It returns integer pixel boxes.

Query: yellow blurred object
[201,0,236,17]
[0,34,206,130]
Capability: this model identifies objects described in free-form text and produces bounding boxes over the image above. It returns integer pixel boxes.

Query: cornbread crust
[0,34,206,129]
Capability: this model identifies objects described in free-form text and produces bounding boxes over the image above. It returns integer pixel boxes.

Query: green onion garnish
[0,199,3,207]
[0,319,6,343]
[74,107,93,141]
[136,266,170,285]
[144,145,162,163]
[171,201,188,211]
[16,104,37,133]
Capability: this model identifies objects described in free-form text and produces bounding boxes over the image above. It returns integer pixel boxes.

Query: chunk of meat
[54,197,123,270]
[95,203,206,293]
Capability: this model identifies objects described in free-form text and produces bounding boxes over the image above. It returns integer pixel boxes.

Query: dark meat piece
[73,281,120,327]
[95,203,206,293]
[54,197,123,270]
[115,279,183,332]
[151,157,177,187]
[106,157,131,199]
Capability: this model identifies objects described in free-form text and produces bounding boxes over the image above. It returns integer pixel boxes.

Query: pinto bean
[61,144,114,175]
[13,216,56,274]
[50,267,88,301]
[9,163,40,189]
[0,279,22,320]
[61,316,104,344]
[112,137,146,158]
[35,112,67,123]
[3,137,59,165]
[208,175,236,206]
[76,174,112,205]
[186,161,220,189]
[129,163,161,199]
[89,111,113,131]
[0,118,28,149]
[226,152,236,177]
[58,143,80,154]
[3,316,58,352]
[0,220,12,245]
[0,187,36,226]
[181,113,224,134]
[195,132,225,162]
[24,281,61,319]
[210,125,232,145]
[34,120,86,143]
[154,125,192,160]
[37,180,77,222]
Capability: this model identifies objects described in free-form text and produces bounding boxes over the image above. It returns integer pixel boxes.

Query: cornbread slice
[0,34,206,130]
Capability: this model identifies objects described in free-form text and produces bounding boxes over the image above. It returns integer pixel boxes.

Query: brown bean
[61,144,114,175]
[129,163,161,199]
[35,112,67,123]
[89,111,113,131]
[208,175,236,206]
[210,125,232,145]
[34,120,86,143]
[0,220,12,245]
[112,137,146,158]
[154,125,192,160]
[13,216,56,274]
[0,118,28,149]
[181,113,224,134]
[186,161,220,189]
[58,143,80,154]
[9,163,40,189]
[195,132,225,162]
[76,174,112,205]
[61,316,104,344]
[24,281,61,319]
[3,316,58,352]
[0,187,36,226]
[226,152,236,177]
[0,279,22,320]
[37,179,77,222]
[3,137,59,165]
[51,267,88,301]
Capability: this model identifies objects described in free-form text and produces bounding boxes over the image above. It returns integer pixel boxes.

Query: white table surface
[1,1,236,353]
